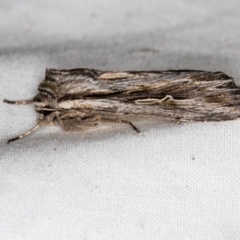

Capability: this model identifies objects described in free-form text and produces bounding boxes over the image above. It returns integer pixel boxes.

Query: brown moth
[4,68,240,143]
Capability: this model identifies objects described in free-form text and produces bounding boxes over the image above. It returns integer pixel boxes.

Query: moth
[4,68,240,143]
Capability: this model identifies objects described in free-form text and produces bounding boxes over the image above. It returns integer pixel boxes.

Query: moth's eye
[33,95,43,102]
[33,94,45,103]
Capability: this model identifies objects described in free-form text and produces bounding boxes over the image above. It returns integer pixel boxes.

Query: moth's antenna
[3,99,33,105]
[7,121,43,144]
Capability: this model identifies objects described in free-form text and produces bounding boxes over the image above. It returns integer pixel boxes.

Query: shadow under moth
[4,68,240,143]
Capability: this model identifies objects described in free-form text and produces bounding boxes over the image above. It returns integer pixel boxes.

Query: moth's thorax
[38,79,58,95]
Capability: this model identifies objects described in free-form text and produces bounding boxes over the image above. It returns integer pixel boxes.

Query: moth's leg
[54,111,63,126]
[120,120,140,133]
[52,110,99,132]
[174,118,181,124]
[101,117,140,133]
[3,99,33,105]
[7,120,43,144]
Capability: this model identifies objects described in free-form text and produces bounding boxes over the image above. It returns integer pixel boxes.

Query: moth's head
[33,92,57,112]
[33,93,57,118]
[33,93,49,107]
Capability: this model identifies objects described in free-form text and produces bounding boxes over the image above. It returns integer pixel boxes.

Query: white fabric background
[1,0,240,239]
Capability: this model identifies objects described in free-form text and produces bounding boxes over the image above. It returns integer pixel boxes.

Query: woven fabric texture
[1,1,240,239]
